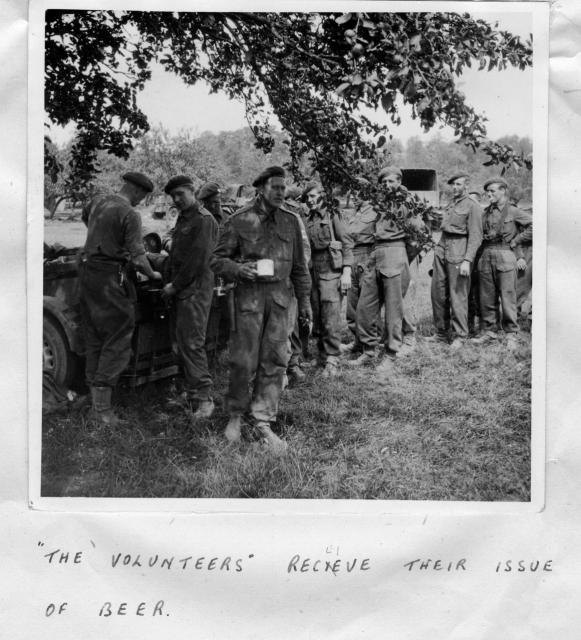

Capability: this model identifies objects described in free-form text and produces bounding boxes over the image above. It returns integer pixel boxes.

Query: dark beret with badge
[447,172,469,185]
[378,166,403,181]
[252,165,286,188]
[164,174,195,195]
[122,171,154,193]
[483,177,509,191]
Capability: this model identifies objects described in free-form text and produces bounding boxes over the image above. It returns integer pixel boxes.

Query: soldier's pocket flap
[271,286,291,308]
[496,250,517,272]
[236,284,260,312]
[376,247,407,278]
[276,230,292,243]
[239,229,261,243]
[318,272,341,302]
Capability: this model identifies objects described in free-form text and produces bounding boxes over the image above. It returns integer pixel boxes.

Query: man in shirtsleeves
[303,182,353,378]
[349,167,424,373]
[210,166,312,453]
[162,175,219,420]
[343,192,379,354]
[79,171,162,426]
[427,172,483,347]
[472,177,532,349]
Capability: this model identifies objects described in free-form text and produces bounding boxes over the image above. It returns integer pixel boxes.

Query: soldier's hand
[151,271,163,282]
[459,260,471,277]
[516,258,527,271]
[238,263,258,281]
[161,282,177,300]
[340,269,352,295]
[299,301,313,323]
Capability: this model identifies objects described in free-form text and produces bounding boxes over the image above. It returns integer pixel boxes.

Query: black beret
[252,165,286,188]
[164,175,195,195]
[122,172,154,193]
[483,177,509,191]
[197,181,221,200]
[378,166,402,181]
[447,172,469,185]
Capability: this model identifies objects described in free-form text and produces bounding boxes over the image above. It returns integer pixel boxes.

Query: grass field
[41,241,532,502]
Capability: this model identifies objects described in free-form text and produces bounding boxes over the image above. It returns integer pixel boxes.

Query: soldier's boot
[423,332,448,344]
[89,386,120,427]
[256,421,288,455]
[224,414,242,443]
[471,330,498,345]
[287,364,306,384]
[340,341,360,355]
[345,350,375,367]
[321,361,339,378]
[192,399,215,421]
[449,337,466,350]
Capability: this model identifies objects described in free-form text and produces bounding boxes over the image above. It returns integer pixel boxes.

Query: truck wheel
[43,315,78,388]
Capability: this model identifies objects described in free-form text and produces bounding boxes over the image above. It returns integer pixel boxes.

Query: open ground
[41,218,531,502]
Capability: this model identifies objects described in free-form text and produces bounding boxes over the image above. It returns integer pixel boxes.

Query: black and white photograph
[34,2,546,504]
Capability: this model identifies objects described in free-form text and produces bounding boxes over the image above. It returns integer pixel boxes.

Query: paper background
[2,0,579,637]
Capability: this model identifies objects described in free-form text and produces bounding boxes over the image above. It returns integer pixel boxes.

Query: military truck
[43,239,178,391]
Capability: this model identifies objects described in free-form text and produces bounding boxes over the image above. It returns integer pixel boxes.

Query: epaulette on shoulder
[230,202,255,216]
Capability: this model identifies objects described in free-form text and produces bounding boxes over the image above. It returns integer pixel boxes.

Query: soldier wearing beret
[79,172,162,426]
[427,172,483,347]
[163,175,219,420]
[197,181,228,229]
[303,182,353,377]
[210,166,312,453]
[472,178,532,348]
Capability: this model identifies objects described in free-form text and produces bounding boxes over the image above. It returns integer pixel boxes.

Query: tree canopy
[45,10,533,201]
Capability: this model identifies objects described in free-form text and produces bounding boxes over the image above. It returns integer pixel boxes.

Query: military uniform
[345,202,379,344]
[356,192,421,356]
[431,193,483,338]
[479,201,532,334]
[305,207,353,365]
[210,197,311,423]
[167,202,218,401]
[79,194,145,387]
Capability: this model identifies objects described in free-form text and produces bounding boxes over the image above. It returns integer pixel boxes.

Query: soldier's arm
[512,207,533,245]
[289,216,312,306]
[124,210,159,279]
[171,214,218,292]
[333,213,354,267]
[210,217,243,282]
[464,201,483,263]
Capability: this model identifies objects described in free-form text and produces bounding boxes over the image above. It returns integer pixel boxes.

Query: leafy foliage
[45,10,533,246]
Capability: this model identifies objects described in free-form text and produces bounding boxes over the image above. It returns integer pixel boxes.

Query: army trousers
[357,243,410,355]
[288,297,310,366]
[227,281,292,423]
[79,263,135,388]
[170,280,214,401]
[478,247,519,334]
[430,246,471,338]
[516,245,533,317]
[311,253,343,364]
[346,245,376,344]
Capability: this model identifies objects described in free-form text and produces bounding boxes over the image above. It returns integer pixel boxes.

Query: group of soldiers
[79,165,532,454]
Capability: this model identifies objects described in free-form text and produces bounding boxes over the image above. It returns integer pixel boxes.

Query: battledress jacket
[210,198,312,309]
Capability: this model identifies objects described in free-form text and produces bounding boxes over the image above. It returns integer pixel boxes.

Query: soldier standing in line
[197,181,231,356]
[79,172,162,426]
[210,166,312,453]
[342,192,379,355]
[303,182,353,378]
[162,175,219,420]
[426,172,483,347]
[283,186,311,384]
[472,178,532,349]
[348,167,424,374]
